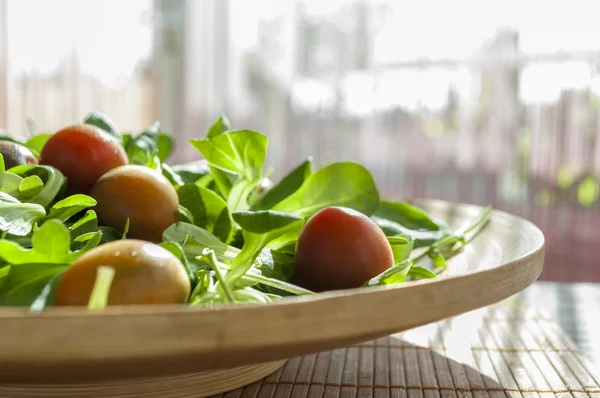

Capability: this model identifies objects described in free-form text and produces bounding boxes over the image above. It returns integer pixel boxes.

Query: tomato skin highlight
[39,124,128,194]
[293,206,394,292]
[89,165,180,243]
[54,239,191,306]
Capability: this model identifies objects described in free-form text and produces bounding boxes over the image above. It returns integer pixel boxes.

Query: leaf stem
[412,205,492,265]
[208,259,315,296]
[87,266,116,309]
[224,235,265,287]
[202,248,235,303]
[457,205,493,237]
[121,218,130,239]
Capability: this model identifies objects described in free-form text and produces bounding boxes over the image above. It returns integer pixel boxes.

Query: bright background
[1,0,600,282]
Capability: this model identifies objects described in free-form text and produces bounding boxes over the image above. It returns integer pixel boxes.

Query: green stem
[121,218,130,240]
[189,291,220,306]
[87,266,116,309]
[224,235,265,287]
[458,205,493,236]
[412,206,493,265]
[232,287,273,304]
[210,260,315,296]
[203,249,235,303]
[441,208,493,261]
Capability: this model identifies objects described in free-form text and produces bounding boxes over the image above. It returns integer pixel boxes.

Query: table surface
[203,281,600,398]
[519,281,600,368]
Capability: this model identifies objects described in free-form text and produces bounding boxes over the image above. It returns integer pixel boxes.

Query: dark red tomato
[293,206,394,292]
[55,239,191,306]
[39,124,128,194]
[0,141,38,169]
[89,165,180,243]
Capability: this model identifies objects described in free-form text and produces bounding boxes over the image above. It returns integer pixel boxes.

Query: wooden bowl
[0,200,544,396]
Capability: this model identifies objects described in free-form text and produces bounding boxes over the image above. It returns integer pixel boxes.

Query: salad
[0,112,492,310]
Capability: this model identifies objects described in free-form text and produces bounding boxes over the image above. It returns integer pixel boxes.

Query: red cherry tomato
[39,124,128,194]
[293,206,394,292]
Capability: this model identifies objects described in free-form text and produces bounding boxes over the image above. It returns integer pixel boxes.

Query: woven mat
[519,282,600,369]
[214,297,600,398]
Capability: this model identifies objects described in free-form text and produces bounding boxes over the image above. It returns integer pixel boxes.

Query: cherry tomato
[89,165,180,243]
[55,239,191,306]
[293,206,394,292]
[0,141,38,169]
[39,124,128,194]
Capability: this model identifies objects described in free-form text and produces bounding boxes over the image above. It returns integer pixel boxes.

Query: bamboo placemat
[213,296,600,398]
[519,281,600,370]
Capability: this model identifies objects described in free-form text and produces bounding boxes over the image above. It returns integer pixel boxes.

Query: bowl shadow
[217,337,513,398]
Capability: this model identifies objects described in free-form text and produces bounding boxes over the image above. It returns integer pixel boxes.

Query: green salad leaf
[233,210,303,234]
[254,248,295,282]
[161,163,185,187]
[189,118,236,199]
[9,165,66,207]
[0,191,20,205]
[375,201,444,231]
[177,204,195,224]
[372,201,453,244]
[407,266,437,280]
[0,202,46,236]
[225,211,304,287]
[0,263,67,306]
[25,133,52,155]
[227,178,258,213]
[18,175,44,198]
[190,129,268,182]
[387,234,414,263]
[163,222,240,264]
[169,160,210,185]
[69,210,99,238]
[251,157,313,211]
[71,231,103,253]
[0,219,92,265]
[0,170,23,196]
[364,259,413,287]
[272,162,380,217]
[29,271,63,311]
[43,194,96,223]
[159,240,197,286]
[206,116,231,139]
[84,111,123,143]
[0,219,103,306]
[191,128,269,213]
[177,184,233,243]
[125,121,173,168]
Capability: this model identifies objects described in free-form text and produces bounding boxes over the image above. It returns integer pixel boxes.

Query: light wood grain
[0,360,286,397]
[0,200,545,386]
